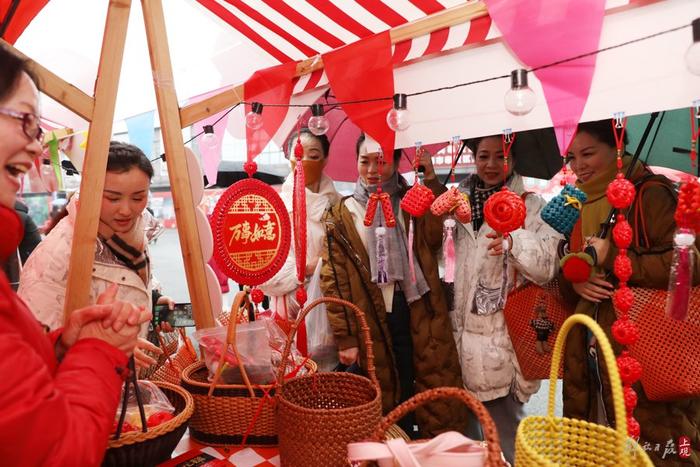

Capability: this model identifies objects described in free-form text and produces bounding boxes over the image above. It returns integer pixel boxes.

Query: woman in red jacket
[0,44,151,465]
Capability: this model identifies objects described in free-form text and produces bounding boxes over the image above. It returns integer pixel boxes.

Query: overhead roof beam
[1,39,95,122]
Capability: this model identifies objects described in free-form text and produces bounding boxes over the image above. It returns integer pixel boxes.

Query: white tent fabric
[12,0,700,150]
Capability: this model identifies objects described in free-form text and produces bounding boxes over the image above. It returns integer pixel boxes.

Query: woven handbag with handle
[515,314,653,466]
[503,278,572,380]
[276,297,382,467]
[620,286,700,401]
[182,291,316,446]
[348,386,505,467]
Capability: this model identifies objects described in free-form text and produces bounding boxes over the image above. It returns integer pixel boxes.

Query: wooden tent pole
[142,0,214,329]
[0,39,94,121]
[179,0,488,127]
[63,0,132,317]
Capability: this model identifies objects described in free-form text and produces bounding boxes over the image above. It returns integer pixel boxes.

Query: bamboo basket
[182,291,316,446]
[515,313,653,466]
[276,297,382,467]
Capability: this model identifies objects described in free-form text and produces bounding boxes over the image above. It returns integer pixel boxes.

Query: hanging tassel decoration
[443,218,456,283]
[292,131,307,310]
[606,113,642,439]
[375,226,389,286]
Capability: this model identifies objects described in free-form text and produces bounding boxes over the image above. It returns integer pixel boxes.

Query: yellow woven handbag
[515,314,653,466]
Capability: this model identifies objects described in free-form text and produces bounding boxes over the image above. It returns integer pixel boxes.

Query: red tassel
[293,154,307,288]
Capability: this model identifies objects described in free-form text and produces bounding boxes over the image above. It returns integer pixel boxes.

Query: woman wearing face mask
[451,135,561,464]
[561,119,700,466]
[320,134,466,438]
[0,43,150,465]
[259,129,339,327]
[19,141,165,368]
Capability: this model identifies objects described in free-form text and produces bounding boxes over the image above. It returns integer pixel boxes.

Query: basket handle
[548,314,628,459]
[275,296,378,388]
[208,291,255,397]
[371,387,504,467]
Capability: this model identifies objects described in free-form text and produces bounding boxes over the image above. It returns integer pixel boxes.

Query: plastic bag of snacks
[113,380,175,433]
[194,320,273,385]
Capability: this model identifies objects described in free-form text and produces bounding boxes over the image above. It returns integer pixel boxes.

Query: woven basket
[102,381,194,467]
[369,387,504,466]
[515,314,653,466]
[618,286,700,400]
[182,291,316,446]
[139,330,180,380]
[276,297,383,467]
[503,279,572,380]
[150,330,198,386]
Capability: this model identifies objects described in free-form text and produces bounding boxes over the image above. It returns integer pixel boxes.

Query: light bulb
[504,69,536,116]
[201,124,219,151]
[686,18,700,76]
[387,93,410,131]
[245,102,264,130]
[308,104,330,136]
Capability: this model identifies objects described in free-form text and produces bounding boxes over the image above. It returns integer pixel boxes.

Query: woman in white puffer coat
[451,135,561,464]
[259,129,339,369]
[19,141,166,368]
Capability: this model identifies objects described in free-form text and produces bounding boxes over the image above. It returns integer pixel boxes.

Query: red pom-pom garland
[607,115,642,437]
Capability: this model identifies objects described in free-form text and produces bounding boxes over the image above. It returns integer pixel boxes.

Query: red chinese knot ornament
[484,187,526,235]
[210,178,291,286]
[612,215,633,249]
[613,286,635,314]
[606,174,636,209]
[612,317,640,345]
[617,351,643,385]
[614,255,633,283]
[250,288,264,304]
[675,177,700,231]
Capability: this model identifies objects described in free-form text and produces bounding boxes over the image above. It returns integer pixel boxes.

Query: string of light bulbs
[143,18,700,164]
[238,19,699,136]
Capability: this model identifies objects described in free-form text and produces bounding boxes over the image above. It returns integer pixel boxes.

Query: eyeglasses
[0,107,43,142]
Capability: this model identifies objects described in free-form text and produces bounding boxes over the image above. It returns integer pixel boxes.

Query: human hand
[486,232,512,256]
[338,347,359,366]
[77,302,151,355]
[133,337,162,369]
[572,273,614,303]
[418,148,436,181]
[155,295,175,333]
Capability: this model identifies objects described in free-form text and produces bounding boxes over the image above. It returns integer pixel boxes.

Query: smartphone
[152,303,195,328]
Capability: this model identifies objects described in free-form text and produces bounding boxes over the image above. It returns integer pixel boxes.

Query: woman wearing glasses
[0,44,151,465]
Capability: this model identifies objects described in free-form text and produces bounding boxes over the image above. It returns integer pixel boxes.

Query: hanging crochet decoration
[667,104,700,321]
[483,131,526,235]
[482,130,526,309]
[364,149,395,285]
[400,144,435,217]
[292,131,308,308]
[605,113,642,439]
[400,143,435,283]
[211,157,291,287]
[431,187,472,223]
[541,184,588,235]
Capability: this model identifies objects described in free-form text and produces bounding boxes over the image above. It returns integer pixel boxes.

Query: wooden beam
[142,0,215,329]
[179,0,489,127]
[0,39,95,122]
[63,0,132,317]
